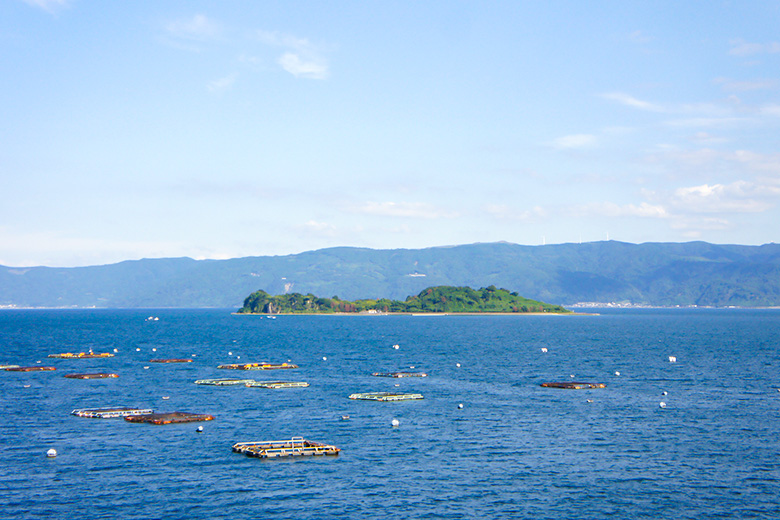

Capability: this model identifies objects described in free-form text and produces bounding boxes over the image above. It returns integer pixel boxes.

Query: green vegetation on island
[238,285,570,314]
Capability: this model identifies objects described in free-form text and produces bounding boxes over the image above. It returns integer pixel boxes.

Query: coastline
[233,311,597,317]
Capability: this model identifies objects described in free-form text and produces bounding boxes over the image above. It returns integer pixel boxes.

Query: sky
[2,1,780,267]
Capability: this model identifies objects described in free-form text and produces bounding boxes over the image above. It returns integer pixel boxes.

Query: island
[237,285,570,315]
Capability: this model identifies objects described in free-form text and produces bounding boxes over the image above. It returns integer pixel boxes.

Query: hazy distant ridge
[2,241,779,308]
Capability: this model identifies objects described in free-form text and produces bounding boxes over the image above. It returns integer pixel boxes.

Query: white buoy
[322,356,327,361]
[391,418,400,427]
[659,401,667,408]
[615,371,621,376]
[152,348,156,352]
[541,347,548,353]
[113,348,118,353]
[662,391,668,396]
[393,344,400,350]
[457,403,464,409]
[668,356,677,363]
[570,374,575,378]
[143,366,150,369]
[410,365,415,369]
[237,356,240,359]
[136,348,140,352]
[46,449,57,458]
[586,399,593,403]
[162,396,170,400]
[196,426,203,433]
[228,352,232,356]
[456,363,461,368]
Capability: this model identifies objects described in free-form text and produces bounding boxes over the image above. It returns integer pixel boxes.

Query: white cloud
[353,201,457,219]
[714,77,778,92]
[21,0,67,12]
[485,205,547,221]
[550,134,597,149]
[570,202,669,219]
[207,73,237,92]
[761,104,780,116]
[166,14,222,41]
[257,30,330,80]
[670,181,780,214]
[278,53,328,79]
[300,220,336,236]
[601,92,665,112]
[729,39,780,57]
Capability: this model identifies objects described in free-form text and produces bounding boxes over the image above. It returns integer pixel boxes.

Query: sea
[1,308,779,519]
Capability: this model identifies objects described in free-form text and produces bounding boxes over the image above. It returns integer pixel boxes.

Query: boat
[244,381,309,389]
[348,392,424,401]
[194,378,256,386]
[372,371,428,378]
[149,358,193,363]
[540,382,606,389]
[217,362,298,370]
[71,407,153,418]
[48,352,114,359]
[232,437,340,458]
[124,411,214,425]
[64,373,119,379]
[5,366,56,372]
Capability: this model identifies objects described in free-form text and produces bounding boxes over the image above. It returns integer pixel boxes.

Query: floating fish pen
[195,378,256,386]
[149,358,193,363]
[349,392,424,401]
[48,352,114,359]
[72,407,154,419]
[217,362,298,370]
[5,366,56,372]
[245,381,310,389]
[540,382,607,389]
[232,437,340,458]
[124,412,214,425]
[64,373,119,379]
[372,372,428,378]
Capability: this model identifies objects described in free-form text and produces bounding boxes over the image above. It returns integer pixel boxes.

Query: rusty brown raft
[540,382,606,389]
[64,373,119,379]
[149,358,193,363]
[5,366,56,372]
[124,412,214,425]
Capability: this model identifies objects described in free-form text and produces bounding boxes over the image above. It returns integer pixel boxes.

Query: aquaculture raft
[232,437,340,458]
[48,352,114,359]
[72,407,153,418]
[124,412,214,425]
[64,373,118,379]
[245,381,309,389]
[349,392,424,401]
[0,364,20,370]
[217,362,298,370]
[149,358,193,363]
[195,378,256,386]
[5,366,56,372]
[540,382,606,389]
[372,372,428,378]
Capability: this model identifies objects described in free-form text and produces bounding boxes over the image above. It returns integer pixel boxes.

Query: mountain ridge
[2,240,779,308]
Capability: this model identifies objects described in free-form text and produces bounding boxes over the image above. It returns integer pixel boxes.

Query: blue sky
[2,1,779,267]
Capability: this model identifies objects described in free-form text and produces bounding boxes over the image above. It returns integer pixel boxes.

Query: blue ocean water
[1,308,779,519]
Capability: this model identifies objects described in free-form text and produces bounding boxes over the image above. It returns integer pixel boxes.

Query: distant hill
[1,241,779,308]
[238,285,570,314]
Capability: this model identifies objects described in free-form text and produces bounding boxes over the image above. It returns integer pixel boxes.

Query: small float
[232,437,340,458]
[372,371,428,378]
[5,366,56,372]
[245,381,309,389]
[72,407,154,418]
[149,358,193,363]
[217,362,298,370]
[124,411,214,425]
[540,382,606,389]
[48,352,114,359]
[195,378,256,386]
[64,373,119,379]
[349,392,424,401]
